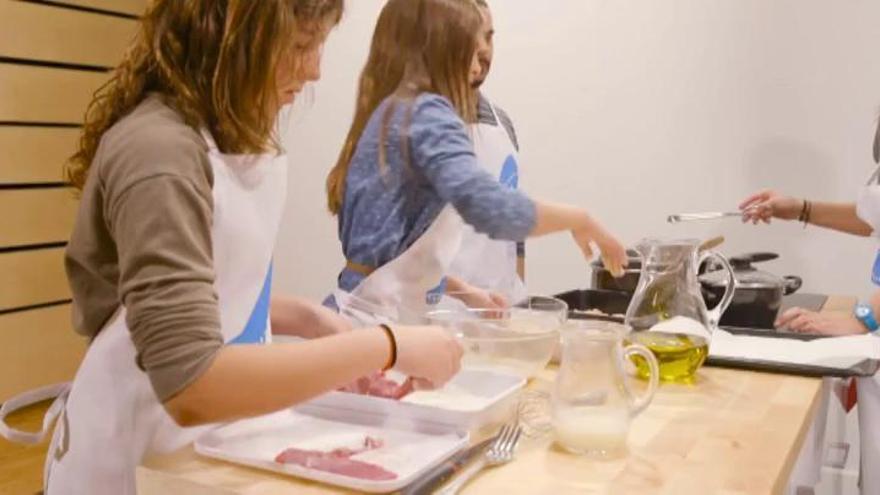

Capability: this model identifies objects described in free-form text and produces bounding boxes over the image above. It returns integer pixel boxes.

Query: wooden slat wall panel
[0,189,78,248]
[0,64,108,123]
[0,305,85,402]
[53,0,148,17]
[0,1,138,415]
[0,2,138,68]
[0,248,70,311]
[0,127,78,184]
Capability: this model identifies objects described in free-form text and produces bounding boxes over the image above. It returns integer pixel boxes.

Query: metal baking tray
[707,326,880,378]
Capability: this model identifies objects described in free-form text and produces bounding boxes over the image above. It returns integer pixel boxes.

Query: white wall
[275,0,880,302]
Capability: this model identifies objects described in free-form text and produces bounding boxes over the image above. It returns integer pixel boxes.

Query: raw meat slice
[339,372,415,400]
[274,436,397,481]
[274,449,397,481]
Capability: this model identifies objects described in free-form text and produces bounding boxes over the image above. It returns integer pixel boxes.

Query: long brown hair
[66,0,343,190]
[325,0,481,215]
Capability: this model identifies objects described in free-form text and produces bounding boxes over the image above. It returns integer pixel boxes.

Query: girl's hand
[458,289,508,310]
[775,307,868,336]
[572,224,627,277]
[447,277,508,309]
[739,190,803,224]
[392,325,464,388]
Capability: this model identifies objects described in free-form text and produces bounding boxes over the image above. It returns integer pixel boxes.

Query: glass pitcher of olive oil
[624,239,736,382]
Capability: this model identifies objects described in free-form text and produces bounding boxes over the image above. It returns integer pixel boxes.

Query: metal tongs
[667,211,746,224]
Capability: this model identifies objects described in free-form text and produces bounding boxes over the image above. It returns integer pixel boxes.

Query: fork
[436,423,523,494]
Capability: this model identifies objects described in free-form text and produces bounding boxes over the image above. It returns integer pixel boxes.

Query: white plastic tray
[313,368,526,432]
[194,403,468,493]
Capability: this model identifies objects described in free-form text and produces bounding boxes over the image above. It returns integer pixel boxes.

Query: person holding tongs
[740,119,880,494]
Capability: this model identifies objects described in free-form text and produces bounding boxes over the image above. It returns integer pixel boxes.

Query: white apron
[783,164,880,493]
[0,131,287,495]
[785,378,833,494]
[857,378,880,494]
[334,206,465,326]
[447,99,527,304]
[782,159,880,494]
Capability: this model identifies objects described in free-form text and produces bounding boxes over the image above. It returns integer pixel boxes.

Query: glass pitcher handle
[622,343,659,416]
[700,250,737,329]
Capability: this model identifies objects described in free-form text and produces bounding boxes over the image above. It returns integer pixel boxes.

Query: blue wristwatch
[855,303,880,333]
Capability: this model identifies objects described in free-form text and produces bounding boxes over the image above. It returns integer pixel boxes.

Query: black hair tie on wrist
[379,324,397,371]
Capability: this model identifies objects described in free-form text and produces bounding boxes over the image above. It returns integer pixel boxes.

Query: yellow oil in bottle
[627,331,709,383]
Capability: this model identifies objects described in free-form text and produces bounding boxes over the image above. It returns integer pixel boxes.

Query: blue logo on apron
[230,265,272,344]
[500,155,519,189]
[426,277,448,304]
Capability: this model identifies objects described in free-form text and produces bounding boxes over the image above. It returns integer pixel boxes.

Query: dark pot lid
[700,253,785,290]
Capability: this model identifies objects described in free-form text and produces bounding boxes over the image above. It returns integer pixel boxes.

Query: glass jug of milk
[552,320,659,458]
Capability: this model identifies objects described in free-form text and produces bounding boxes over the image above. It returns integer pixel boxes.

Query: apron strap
[867,165,880,186]
[486,100,502,125]
[0,382,71,445]
[481,98,518,156]
[199,128,219,151]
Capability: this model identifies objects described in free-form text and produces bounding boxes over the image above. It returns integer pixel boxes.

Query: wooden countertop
[2,296,852,495]
[139,366,822,495]
[137,289,867,495]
